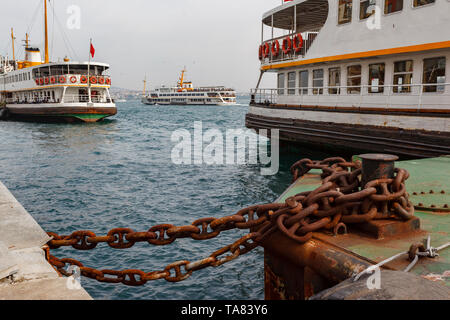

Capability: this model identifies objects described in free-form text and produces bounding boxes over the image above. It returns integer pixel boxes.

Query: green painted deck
[277,156,450,286]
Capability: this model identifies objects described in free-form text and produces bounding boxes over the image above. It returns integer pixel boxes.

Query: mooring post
[359,154,399,187]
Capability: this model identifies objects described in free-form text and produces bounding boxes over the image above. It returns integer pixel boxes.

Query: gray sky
[1,0,279,92]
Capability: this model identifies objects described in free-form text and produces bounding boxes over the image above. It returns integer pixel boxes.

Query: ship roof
[262,0,328,32]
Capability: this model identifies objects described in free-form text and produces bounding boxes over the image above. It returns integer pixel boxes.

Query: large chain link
[46,157,415,286]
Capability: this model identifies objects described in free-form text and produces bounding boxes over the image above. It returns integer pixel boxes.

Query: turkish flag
[90,43,95,58]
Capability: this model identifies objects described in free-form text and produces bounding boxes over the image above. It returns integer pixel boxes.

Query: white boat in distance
[142,69,237,106]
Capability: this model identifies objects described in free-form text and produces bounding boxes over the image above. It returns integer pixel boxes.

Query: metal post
[359,154,399,187]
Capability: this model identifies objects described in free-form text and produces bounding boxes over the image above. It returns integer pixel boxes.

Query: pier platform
[0,181,91,300]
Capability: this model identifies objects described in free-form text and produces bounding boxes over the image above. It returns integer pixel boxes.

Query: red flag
[90,43,95,58]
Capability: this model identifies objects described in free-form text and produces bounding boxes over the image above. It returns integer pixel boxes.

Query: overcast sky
[1,0,280,92]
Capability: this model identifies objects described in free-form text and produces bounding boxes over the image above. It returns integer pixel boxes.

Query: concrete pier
[0,181,92,300]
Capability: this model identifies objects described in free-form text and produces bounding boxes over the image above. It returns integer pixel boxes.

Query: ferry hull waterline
[0,1,116,123]
[248,0,450,158]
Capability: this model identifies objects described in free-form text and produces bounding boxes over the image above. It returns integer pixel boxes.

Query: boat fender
[0,108,9,121]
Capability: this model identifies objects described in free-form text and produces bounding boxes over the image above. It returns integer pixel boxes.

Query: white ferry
[142,69,237,106]
[247,0,450,158]
[0,0,116,123]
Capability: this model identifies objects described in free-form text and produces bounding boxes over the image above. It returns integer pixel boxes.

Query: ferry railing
[260,32,319,65]
[251,83,450,111]
[63,94,108,103]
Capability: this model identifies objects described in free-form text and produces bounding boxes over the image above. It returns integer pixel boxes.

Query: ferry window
[423,57,446,93]
[347,65,362,94]
[413,0,435,7]
[360,0,376,20]
[384,0,403,14]
[338,0,353,25]
[287,72,296,95]
[313,69,324,95]
[299,71,309,95]
[277,73,285,95]
[393,60,413,93]
[328,68,341,94]
[369,63,385,93]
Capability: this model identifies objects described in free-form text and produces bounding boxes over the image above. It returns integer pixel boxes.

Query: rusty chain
[46,157,415,286]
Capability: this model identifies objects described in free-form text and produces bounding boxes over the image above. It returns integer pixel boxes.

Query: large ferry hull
[246,105,450,159]
[5,103,117,123]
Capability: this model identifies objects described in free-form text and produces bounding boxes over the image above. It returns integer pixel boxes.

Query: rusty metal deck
[275,156,450,288]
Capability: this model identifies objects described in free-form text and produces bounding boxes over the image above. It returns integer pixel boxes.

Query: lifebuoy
[59,76,66,84]
[271,40,280,57]
[35,79,40,85]
[70,76,77,84]
[44,77,49,85]
[90,76,97,84]
[39,78,44,85]
[98,77,105,85]
[282,37,292,54]
[50,76,56,84]
[80,75,88,84]
[262,42,270,59]
[105,78,111,85]
[293,33,304,53]
[258,45,263,60]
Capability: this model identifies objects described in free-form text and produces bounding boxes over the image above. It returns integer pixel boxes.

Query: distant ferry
[0,0,116,123]
[141,69,237,106]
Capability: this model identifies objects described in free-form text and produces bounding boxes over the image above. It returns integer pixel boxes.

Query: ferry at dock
[247,0,450,158]
[142,69,237,106]
[0,0,116,123]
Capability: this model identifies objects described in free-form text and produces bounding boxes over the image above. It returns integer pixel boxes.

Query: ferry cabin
[247,0,450,158]
[150,86,237,105]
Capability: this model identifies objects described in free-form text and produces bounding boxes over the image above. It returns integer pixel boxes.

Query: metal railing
[63,94,109,103]
[251,83,450,110]
[260,32,319,65]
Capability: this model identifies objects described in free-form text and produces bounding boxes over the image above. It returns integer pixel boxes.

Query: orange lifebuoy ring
[44,77,49,85]
[39,78,44,85]
[35,79,40,85]
[50,76,56,84]
[105,78,111,85]
[70,76,77,83]
[293,33,304,53]
[59,76,66,84]
[282,37,292,54]
[258,45,263,60]
[90,76,97,84]
[262,42,270,59]
[80,75,88,84]
[98,77,105,85]
[271,40,280,57]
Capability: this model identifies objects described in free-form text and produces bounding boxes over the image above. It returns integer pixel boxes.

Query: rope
[354,236,450,282]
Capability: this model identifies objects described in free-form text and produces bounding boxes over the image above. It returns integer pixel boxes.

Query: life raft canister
[80,75,88,84]
[293,33,304,53]
[90,76,97,84]
[70,76,77,84]
[262,42,270,59]
[50,76,56,84]
[282,36,292,54]
[59,76,66,84]
[271,40,280,57]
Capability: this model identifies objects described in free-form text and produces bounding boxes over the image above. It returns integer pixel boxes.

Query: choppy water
[0,97,328,300]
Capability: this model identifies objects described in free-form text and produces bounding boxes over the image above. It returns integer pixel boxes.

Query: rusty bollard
[359,154,399,187]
